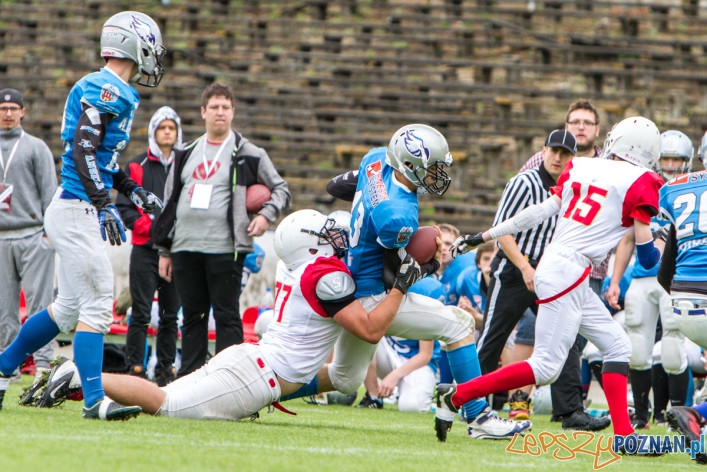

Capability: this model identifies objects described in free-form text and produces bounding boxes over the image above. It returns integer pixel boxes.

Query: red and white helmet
[273,210,348,270]
[602,116,660,169]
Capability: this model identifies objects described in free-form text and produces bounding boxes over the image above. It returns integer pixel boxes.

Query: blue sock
[0,308,59,375]
[446,343,487,421]
[694,401,707,421]
[438,349,454,384]
[73,331,105,408]
[279,377,318,402]
[686,370,694,407]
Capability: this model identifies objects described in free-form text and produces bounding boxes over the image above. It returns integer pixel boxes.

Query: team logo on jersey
[130,14,157,47]
[365,160,382,178]
[100,84,120,103]
[403,130,430,161]
[397,226,413,244]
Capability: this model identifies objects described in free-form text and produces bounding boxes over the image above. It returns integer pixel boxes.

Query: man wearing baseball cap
[0,88,57,391]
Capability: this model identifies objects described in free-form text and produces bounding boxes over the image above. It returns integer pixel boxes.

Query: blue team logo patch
[403,130,430,161]
[397,226,413,244]
[130,14,157,47]
[100,84,120,103]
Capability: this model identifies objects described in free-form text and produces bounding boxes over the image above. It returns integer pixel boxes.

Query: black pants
[126,245,179,377]
[171,251,245,377]
[477,254,583,416]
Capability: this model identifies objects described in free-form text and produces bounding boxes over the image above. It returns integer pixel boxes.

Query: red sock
[452,361,535,406]
[602,372,634,436]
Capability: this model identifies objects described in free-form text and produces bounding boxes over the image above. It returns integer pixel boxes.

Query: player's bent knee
[661,336,687,374]
[528,359,562,385]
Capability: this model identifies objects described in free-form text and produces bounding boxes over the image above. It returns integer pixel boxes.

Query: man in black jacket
[116,106,182,386]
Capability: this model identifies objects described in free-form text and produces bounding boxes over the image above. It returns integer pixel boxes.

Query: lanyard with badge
[191,133,231,210]
[0,131,23,212]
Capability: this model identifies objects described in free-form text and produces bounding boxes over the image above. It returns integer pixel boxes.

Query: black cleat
[666,406,707,464]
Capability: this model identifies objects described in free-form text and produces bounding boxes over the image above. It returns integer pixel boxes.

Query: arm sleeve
[489,196,561,239]
[657,224,677,293]
[326,170,359,202]
[72,106,112,208]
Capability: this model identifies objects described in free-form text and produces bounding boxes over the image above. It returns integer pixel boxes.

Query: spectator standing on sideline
[0,88,57,382]
[116,106,183,386]
[477,129,609,430]
[153,83,290,377]
[0,11,167,419]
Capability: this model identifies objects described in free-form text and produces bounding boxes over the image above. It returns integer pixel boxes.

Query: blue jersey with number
[348,148,419,296]
[60,67,139,200]
[440,251,477,305]
[659,172,707,283]
[631,214,670,279]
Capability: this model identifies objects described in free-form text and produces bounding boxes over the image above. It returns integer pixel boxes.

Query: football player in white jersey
[34,210,422,421]
[606,130,694,429]
[440,116,665,442]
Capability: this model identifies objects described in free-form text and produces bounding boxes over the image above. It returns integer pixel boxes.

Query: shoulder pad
[316,271,356,301]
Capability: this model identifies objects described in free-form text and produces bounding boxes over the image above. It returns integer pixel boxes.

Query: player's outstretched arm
[451,194,562,257]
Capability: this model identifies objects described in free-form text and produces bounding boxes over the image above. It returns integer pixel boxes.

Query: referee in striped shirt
[476,129,610,431]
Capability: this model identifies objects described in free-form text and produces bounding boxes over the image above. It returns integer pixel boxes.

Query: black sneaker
[82,397,141,421]
[155,367,176,387]
[18,369,51,406]
[630,412,650,430]
[561,410,611,431]
[435,384,458,442]
[653,411,667,427]
[36,357,81,408]
[666,406,707,464]
[355,392,383,409]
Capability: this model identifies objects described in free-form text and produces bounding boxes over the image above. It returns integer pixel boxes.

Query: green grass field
[0,378,700,471]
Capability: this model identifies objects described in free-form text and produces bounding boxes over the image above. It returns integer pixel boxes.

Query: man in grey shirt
[154,83,290,377]
[0,88,57,388]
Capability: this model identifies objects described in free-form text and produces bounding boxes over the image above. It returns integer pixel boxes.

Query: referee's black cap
[545,129,577,155]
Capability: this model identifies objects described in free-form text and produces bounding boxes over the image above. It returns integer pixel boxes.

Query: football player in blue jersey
[607,130,694,429]
[321,124,531,441]
[658,132,707,464]
[0,11,166,420]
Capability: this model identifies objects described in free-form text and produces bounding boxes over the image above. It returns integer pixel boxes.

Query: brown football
[246,184,272,213]
[405,226,440,264]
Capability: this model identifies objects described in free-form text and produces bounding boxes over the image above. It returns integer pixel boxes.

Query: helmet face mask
[274,210,349,270]
[601,116,660,170]
[386,124,453,196]
[655,130,693,181]
[101,11,166,87]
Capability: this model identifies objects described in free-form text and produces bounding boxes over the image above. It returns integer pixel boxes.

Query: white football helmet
[328,210,352,232]
[386,124,453,196]
[101,11,166,87]
[655,130,693,181]
[273,209,349,270]
[699,132,707,164]
[602,116,660,169]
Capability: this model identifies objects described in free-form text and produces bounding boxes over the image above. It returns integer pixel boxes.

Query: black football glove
[653,225,670,243]
[130,186,164,214]
[450,232,485,258]
[392,253,422,294]
[97,204,126,246]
